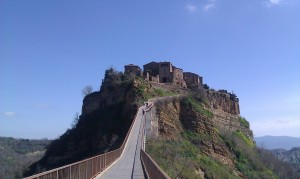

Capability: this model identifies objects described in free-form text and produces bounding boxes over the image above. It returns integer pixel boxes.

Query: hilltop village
[124,61,202,89]
[124,61,238,101]
[82,61,239,116]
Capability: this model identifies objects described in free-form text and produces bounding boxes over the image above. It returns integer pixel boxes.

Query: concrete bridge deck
[95,106,146,179]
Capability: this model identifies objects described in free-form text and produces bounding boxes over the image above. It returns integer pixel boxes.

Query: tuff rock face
[150,88,253,173]
[206,90,240,115]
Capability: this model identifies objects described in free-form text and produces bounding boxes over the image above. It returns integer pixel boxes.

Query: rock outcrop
[148,88,253,177]
[206,90,239,115]
[24,69,140,177]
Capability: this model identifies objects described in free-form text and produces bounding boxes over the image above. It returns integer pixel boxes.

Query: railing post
[56,170,58,179]
[86,161,87,179]
[92,159,93,176]
[100,156,102,172]
[69,166,71,179]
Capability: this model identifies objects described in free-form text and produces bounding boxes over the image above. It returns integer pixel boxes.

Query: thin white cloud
[203,0,216,12]
[264,0,284,7]
[3,112,16,117]
[204,3,216,11]
[186,4,197,13]
[269,0,282,4]
[265,0,300,7]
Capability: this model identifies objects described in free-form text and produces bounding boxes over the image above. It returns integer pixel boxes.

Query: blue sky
[1,0,299,139]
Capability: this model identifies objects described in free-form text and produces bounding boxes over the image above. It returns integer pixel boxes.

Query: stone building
[143,62,159,77]
[158,62,173,83]
[183,72,203,88]
[143,61,186,87]
[124,64,142,76]
[143,62,160,83]
[123,61,205,89]
[172,66,186,87]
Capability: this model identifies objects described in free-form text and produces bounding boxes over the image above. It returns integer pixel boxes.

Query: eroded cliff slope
[145,87,299,178]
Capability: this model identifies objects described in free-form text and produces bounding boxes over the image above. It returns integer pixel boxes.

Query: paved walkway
[95,106,146,179]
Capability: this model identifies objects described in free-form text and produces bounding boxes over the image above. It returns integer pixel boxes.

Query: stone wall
[183,72,202,89]
[124,64,142,76]
[206,89,240,115]
[143,61,159,77]
[143,61,203,89]
[150,75,159,83]
[172,67,186,87]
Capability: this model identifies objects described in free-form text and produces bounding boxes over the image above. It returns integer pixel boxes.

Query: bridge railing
[140,102,171,179]
[140,150,170,179]
[24,108,139,179]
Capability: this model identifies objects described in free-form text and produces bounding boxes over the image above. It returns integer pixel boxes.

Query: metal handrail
[24,107,140,179]
[140,103,171,179]
[140,150,171,179]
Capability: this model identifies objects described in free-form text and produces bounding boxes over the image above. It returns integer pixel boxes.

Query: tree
[203,84,209,89]
[71,112,79,128]
[82,85,93,97]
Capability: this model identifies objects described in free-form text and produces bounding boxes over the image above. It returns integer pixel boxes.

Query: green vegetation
[198,154,240,179]
[146,133,239,179]
[135,78,178,104]
[147,125,300,179]
[101,67,134,92]
[239,117,250,128]
[257,147,300,178]
[153,88,177,97]
[183,131,213,143]
[219,130,298,179]
[235,130,254,147]
[183,96,213,118]
[0,137,51,179]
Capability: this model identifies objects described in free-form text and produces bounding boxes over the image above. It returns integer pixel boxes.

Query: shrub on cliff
[239,117,250,128]
[183,96,213,119]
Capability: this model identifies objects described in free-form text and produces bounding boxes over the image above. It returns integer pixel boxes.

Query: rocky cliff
[145,87,278,178]
[151,90,252,168]
[24,69,141,176]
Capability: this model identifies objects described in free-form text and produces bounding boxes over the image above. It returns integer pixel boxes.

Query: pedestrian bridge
[25,102,170,179]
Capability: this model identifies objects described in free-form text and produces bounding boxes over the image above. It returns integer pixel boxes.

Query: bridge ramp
[95,106,145,179]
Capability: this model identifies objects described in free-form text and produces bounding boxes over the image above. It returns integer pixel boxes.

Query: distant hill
[272,147,300,173]
[255,136,300,150]
[0,137,51,179]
